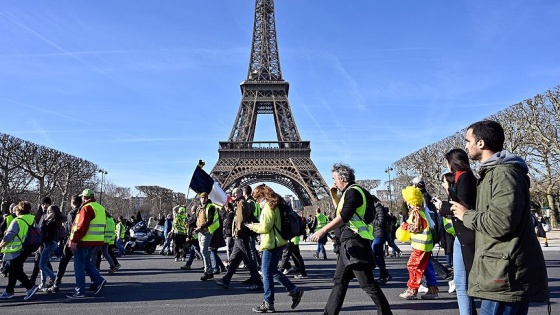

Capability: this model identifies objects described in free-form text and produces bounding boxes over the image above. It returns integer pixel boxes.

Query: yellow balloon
[396,226,411,242]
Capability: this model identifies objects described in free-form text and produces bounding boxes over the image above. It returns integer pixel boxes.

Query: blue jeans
[198,232,213,274]
[73,246,105,295]
[425,259,438,286]
[480,300,528,315]
[454,238,476,315]
[261,245,296,304]
[40,241,58,284]
[116,238,126,256]
[372,236,389,278]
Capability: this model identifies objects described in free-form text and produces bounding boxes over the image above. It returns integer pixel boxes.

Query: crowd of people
[0,120,551,314]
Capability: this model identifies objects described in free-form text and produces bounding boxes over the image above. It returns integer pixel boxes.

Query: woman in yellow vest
[399,186,436,300]
[0,201,40,300]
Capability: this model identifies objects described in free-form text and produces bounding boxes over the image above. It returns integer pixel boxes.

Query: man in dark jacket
[214,187,261,290]
[310,163,392,315]
[452,120,548,313]
[372,199,391,284]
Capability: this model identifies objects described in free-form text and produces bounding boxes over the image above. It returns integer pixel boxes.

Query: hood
[481,150,529,173]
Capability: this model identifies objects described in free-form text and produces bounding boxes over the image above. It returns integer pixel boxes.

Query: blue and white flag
[189,166,227,206]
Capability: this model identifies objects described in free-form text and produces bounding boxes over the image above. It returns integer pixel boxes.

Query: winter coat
[440,170,477,274]
[462,150,548,303]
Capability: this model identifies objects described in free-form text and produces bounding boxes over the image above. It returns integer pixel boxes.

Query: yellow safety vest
[5,215,15,230]
[104,217,116,245]
[408,210,433,252]
[71,202,106,242]
[442,217,455,236]
[206,203,220,235]
[316,213,328,230]
[116,222,126,239]
[336,184,374,240]
[249,199,261,221]
[0,214,34,254]
[173,209,187,234]
[291,235,300,245]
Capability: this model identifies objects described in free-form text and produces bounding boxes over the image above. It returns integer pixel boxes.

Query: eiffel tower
[210,0,329,206]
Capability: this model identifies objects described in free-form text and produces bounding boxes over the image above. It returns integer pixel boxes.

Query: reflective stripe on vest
[105,217,116,245]
[443,217,455,236]
[336,184,374,241]
[1,214,34,254]
[409,211,433,252]
[207,203,220,235]
[71,202,106,242]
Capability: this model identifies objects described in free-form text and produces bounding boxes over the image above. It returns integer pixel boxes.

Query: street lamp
[98,169,108,204]
[385,167,394,211]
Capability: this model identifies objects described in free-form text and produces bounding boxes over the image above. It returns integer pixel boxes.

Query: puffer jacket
[463,150,548,303]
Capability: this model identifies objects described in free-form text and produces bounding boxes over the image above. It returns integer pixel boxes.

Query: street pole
[98,169,108,204]
[385,167,393,211]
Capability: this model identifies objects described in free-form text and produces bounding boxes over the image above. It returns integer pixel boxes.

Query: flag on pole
[189,166,227,206]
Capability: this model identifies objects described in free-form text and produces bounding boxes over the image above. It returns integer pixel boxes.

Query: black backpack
[16,218,42,250]
[275,202,304,241]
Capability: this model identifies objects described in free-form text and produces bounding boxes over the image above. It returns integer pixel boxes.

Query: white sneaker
[418,284,429,293]
[448,280,456,293]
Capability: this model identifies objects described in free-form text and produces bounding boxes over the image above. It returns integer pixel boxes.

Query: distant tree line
[0,133,186,220]
[390,85,560,228]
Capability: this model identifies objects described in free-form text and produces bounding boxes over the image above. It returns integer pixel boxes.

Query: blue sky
[1,1,559,198]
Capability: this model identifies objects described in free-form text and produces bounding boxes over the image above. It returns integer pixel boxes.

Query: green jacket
[248,202,287,251]
[463,152,548,303]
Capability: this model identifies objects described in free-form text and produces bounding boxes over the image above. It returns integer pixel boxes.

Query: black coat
[440,171,477,275]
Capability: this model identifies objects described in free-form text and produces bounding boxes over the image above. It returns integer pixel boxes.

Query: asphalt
[1,231,559,315]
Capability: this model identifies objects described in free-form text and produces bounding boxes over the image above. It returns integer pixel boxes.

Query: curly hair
[252,184,284,210]
[14,201,32,214]
[402,186,424,207]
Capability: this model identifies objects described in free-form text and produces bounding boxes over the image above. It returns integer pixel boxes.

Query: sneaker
[200,273,214,281]
[66,293,86,299]
[377,274,392,285]
[448,280,456,293]
[397,252,403,257]
[94,279,107,295]
[294,274,308,279]
[180,265,191,270]
[253,301,275,313]
[421,286,439,300]
[114,264,121,271]
[421,292,439,300]
[109,266,117,274]
[174,258,179,262]
[89,284,98,292]
[282,268,290,275]
[214,279,228,289]
[418,284,429,293]
[0,291,15,299]
[47,286,59,293]
[545,242,549,247]
[24,285,39,300]
[399,288,418,300]
[289,287,303,309]
[246,284,262,291]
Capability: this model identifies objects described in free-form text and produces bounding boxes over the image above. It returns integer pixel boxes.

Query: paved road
[1,232,558,315]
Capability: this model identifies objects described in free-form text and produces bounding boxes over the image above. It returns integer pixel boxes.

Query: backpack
[16,218,42,250]
[275,202,304,241]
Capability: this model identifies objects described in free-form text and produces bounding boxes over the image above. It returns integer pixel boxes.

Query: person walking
[38,205,66,291]
[160,214,174,255]
[312,208,329,260]
[193,192,220,281]
[372,199,392,285]
[247,184,303,313]
[310,163,392,315]
[451,120,549,314]
[0,201,40,300]
[433,149,478,315]
[214,187,262,290]
[66,189,107,299]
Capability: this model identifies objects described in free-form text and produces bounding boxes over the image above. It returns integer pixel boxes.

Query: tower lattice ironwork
[210,0,329,206]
